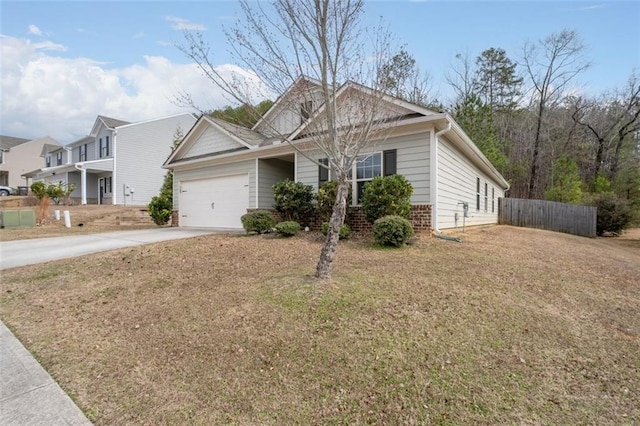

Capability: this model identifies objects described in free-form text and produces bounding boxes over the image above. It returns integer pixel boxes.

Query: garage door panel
[180,174,249,228]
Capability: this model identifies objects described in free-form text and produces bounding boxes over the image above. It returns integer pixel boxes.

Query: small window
[318,158,329,188]
[354,153,382,203]
[476,178,481,211]
[0,150,4,164]
[79,144,87,162]
[46,156,51,167]
[100,137,110,158]
[300,100,313,125]
[56,152,63,166]
[484,182,488,212]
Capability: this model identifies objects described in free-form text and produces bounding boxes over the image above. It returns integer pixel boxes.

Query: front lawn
[1,226,638,424]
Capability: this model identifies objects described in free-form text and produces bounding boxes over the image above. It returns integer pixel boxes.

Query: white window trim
[349,152,383,205]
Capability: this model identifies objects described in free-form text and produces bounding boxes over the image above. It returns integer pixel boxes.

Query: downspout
[112,130,117,205]
[73,163,87,205]
[430,121,452,233]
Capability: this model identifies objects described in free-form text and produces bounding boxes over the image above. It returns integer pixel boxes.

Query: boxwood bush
[372,215,414,247]
[275,221,301,237]
[361,175,413,223]
[241,211,275,234]
[321,222,351,240]
[273,179,315,223]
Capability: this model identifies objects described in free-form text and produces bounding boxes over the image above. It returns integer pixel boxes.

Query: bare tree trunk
[315,173,349,279]
[528,102,545,198]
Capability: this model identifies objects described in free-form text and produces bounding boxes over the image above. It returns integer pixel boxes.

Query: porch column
[80,168,87,205]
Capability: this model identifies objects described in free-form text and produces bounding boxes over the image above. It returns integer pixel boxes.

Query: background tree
[544,156,584,204]
[378,47,439,108]
[522,29,590,198]
[474,47,523,112]
[180,0,400,279]
[149,127,185,225]
[453,93,508,174]
[210,100,274,128]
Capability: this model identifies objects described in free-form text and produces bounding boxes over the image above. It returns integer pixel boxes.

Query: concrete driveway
[0,227,234,270]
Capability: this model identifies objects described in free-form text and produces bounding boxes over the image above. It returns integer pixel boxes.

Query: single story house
[25,113,197,206]
[164,76,509,231]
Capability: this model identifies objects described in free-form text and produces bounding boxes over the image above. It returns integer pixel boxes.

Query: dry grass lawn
[1,226,638,425]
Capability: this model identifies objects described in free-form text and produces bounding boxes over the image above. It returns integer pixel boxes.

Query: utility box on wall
[0,209,37,228]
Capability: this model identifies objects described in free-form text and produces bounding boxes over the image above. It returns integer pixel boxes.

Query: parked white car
[0,185,15,196]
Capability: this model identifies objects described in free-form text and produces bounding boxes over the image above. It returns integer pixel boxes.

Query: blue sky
[1,1,638,142]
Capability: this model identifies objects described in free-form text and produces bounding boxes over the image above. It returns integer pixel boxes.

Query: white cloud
[165,16,206,31]
[32,40,67,52]
[28,25,42,36]
[132,32,146,39]
[0,35,267,143]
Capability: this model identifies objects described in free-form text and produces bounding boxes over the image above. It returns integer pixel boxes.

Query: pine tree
[474,48,523,112]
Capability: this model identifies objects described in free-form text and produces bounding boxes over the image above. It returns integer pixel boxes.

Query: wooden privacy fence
[499,198,596,238]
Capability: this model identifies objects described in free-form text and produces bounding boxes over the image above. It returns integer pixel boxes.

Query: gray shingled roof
[98,115,130,129]
[208,117,266,147]
[0,135,31,150]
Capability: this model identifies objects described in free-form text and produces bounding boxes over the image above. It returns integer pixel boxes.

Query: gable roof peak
[97,115,130,129]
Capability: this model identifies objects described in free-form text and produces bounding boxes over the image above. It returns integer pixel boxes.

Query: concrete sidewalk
[0,321,92,425]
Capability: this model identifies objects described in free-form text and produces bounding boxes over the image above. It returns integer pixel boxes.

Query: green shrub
[361,175,413,223]
[273,179,315,223]
[241,211,275,234]
[30,181,47,199]
[321,222,351,240]
[588,192,634,236]
[372,215,414,247]
[316,180,352,220]
[148,195,172,226]
[275,221,301,237]
[30,182,75,205]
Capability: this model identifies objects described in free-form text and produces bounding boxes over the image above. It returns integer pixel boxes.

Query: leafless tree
[445,51,477,106]
[178,0,400,279]
[522,29,590,198]
[571,72,640,182]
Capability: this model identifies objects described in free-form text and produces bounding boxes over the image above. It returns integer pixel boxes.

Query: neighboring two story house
[163,77,510,231]
[25,113,196,206]
[1,135,61,189]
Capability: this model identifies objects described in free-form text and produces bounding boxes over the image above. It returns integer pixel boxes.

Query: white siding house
[165,77,509,231]
[26,113,196,206]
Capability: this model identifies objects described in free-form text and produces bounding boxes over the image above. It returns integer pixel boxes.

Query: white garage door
[180,174,249,228]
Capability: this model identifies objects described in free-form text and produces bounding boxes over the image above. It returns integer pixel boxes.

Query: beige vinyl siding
[295,131,430,204]
[173,159,256,210]
[393,132,430,204]
[183,125,245,158]
[116,114,196,206]
[0,137,60,187]
[257,158,294,209]
[260,90,324,137]
[296,154,320,191]
[437,136,504,229]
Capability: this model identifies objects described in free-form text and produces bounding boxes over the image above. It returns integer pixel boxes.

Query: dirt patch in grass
[1,226,638,424]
